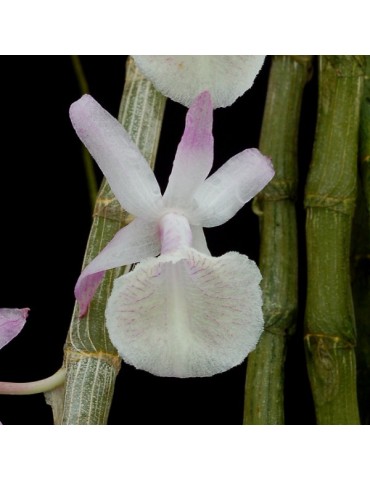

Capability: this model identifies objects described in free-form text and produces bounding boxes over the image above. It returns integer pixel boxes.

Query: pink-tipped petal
[0,308,29,350]
[106,248,263,378]
[70,94,164,220]
[191,148,275,227]
[163,92,214,208]
[75,218,160,317]
[133,56,266,108]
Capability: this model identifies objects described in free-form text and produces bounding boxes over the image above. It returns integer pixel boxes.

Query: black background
[0,56,317,424]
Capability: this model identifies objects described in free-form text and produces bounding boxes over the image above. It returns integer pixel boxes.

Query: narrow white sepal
[106,247,264,378]
[69,94,164,220]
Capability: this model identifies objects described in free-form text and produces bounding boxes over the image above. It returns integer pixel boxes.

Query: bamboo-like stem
[359,57,370,218]
[61,57,166,424]
[304,56,364,424]
[243,55,313,424]
[71,55,98,210]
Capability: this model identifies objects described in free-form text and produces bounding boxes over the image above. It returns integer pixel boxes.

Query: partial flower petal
[70,94,164,220]
[191,148,275,227]
[0,308,29,350]
[163,91,214,209]
[75,218,160,317]
[133,56,266,108]
[190,226,210,255]
[106,247,263,378]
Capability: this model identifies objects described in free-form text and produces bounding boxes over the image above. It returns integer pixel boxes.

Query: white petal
[133,55,266,108]
[70,94,164,220]
[106,247,263,378]
[75,218,160,316]
[163,91,214,209]
[190,226,210,255]
[190,148,275,227]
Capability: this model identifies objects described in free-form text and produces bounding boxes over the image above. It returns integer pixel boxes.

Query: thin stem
[71,55,98,210]
[0,368,65,395]
[304,55,364,424]
[244,55,313,424]
[71,55,89,95]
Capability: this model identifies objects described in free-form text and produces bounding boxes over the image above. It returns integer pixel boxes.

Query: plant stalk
[244,55,312,424]
[304,55,364,424]
[359,56,370,217]
[61,57,166,424]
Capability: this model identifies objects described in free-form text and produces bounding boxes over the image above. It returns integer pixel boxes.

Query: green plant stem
[351,179,370,423]
[304,56,364,424]
[360,57,370,219]
[244,55,312,424]
[71,55,98,211]
[61,57,166,425]
[71,55,89,95]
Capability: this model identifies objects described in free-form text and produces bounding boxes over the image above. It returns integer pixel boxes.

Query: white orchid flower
[70,91,274,378]
[133,55,266,108]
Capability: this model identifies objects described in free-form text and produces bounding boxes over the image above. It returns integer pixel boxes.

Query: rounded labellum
[106,247,263,378]
[133,55,266,108]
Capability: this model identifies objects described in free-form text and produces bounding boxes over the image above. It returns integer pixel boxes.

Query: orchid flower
[0,308,29,350]
[0,308,28,424]
[70,91,274,378]
[0,308,65,424]
[132,55,266,108]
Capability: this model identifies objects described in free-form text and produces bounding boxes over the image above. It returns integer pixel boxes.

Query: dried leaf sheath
[243,56,312,424]
[304,56,364,424]
[61,57,166,424]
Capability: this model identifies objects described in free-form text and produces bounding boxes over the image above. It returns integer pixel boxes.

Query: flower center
[159,213,192,254]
